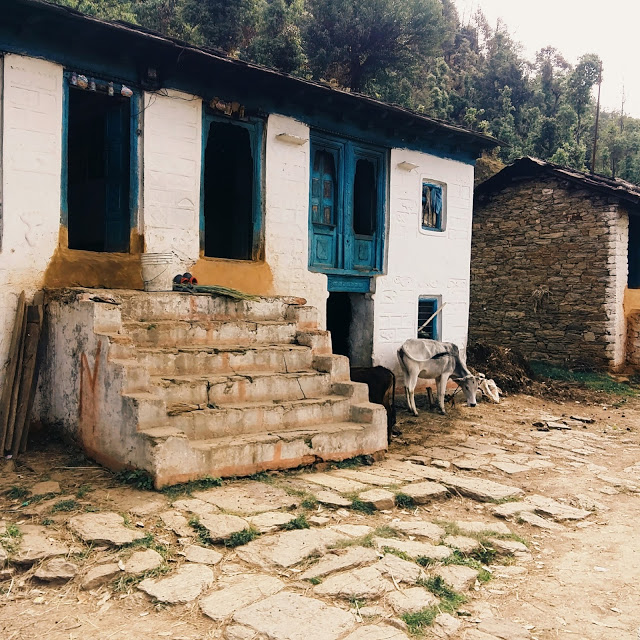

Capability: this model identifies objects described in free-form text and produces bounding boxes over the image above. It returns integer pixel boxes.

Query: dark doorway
[67,88,131,252]
[326,291,374,366]
[203,121,254,260]
[327,292,352,358]
[629,215,640,288]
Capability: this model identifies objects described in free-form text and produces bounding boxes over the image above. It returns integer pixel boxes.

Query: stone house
[470,157,640,371]
[0,0,495,485]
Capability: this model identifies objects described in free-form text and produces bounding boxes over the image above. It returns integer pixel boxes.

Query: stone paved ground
[1,393,639,639]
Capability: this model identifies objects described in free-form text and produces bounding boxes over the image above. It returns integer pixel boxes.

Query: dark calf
[350,366,396,443]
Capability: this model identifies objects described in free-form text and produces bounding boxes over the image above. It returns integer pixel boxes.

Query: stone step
[150,370,333,406]
[165,395,355,440]
[117,291,313,324]
[109,343,314,376]
[122,319,298,347]
[140,413,388,486]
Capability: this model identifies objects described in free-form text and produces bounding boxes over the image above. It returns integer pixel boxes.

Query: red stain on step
[79,341,102,446]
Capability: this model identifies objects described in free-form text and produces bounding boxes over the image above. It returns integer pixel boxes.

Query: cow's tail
[397,347,410,384]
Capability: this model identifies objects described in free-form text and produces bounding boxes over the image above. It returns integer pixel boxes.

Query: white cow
[397,339,478,416]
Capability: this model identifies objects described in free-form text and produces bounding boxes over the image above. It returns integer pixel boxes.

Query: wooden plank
[4,302,29,453]
[0,292,27,452]
[13,303,44,458]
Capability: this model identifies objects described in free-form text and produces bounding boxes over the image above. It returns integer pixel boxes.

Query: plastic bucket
[140,253,176,292]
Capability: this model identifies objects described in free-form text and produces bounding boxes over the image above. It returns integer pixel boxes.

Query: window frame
[61,70,140,253]
[417,296,441,341]
[199,110,265,261]
[308,131,387,275]
[420,180,447,234]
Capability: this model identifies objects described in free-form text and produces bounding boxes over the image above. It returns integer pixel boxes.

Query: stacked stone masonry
[470,177,629,369]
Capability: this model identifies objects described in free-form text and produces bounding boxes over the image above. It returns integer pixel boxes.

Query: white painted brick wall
[612,211,629,368]
[142,90,201,265]
[0,55,63,396]
[264,114,328,321]
[373,148,475,372]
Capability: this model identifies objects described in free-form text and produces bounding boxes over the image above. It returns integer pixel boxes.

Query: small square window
[422,181,445,231]
[418,297,440,340]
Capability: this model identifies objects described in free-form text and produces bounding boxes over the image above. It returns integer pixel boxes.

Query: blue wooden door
[347,150,382,272]
[310,145,341,269]
[104,100,131,252]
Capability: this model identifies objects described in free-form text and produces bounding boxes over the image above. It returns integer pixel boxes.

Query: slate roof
[475,157,640,209]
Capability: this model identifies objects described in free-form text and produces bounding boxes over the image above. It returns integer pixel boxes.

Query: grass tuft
[5,486,29,501]
[112,564,171,592]
[115,469,154,491]
[351,498,375,514]
[52,499,80,512]
[402,607,439,635]
[301,495,318,510]
[419,575,466,611]
[382,546,413,562]
[281,514,310,531]
[394,493,415,509]
[224,527,260,548]
[188,516,214,546]
[76,484,94,498]
[161,476,223,500]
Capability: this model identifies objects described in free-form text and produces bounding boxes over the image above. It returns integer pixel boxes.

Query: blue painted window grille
[422,182,444,231]
[417,297,439,340]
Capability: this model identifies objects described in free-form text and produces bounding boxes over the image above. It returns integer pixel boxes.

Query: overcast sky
[452,0,639,117]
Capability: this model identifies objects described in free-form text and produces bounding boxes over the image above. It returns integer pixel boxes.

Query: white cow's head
[453,373,478,407]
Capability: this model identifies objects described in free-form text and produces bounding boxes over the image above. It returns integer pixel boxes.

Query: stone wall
[470,176,628,370]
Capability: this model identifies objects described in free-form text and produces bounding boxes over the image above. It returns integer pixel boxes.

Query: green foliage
[308,576,322,585]
[224,527,260,547]
[531,362,640,397]
[115,469,155,491]
[281,514,310,530]
[48,0,640,183]
[305,0,445,92]
[52,499,80,512]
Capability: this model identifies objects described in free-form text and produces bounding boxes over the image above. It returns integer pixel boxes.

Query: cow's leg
[436,375,448,414]
[426,387,434,409]
[404,371,419,416]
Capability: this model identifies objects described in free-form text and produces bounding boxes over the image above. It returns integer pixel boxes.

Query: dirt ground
[0,388,639,640]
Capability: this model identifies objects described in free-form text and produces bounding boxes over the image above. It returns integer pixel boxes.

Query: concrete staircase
[38,290,387,488]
